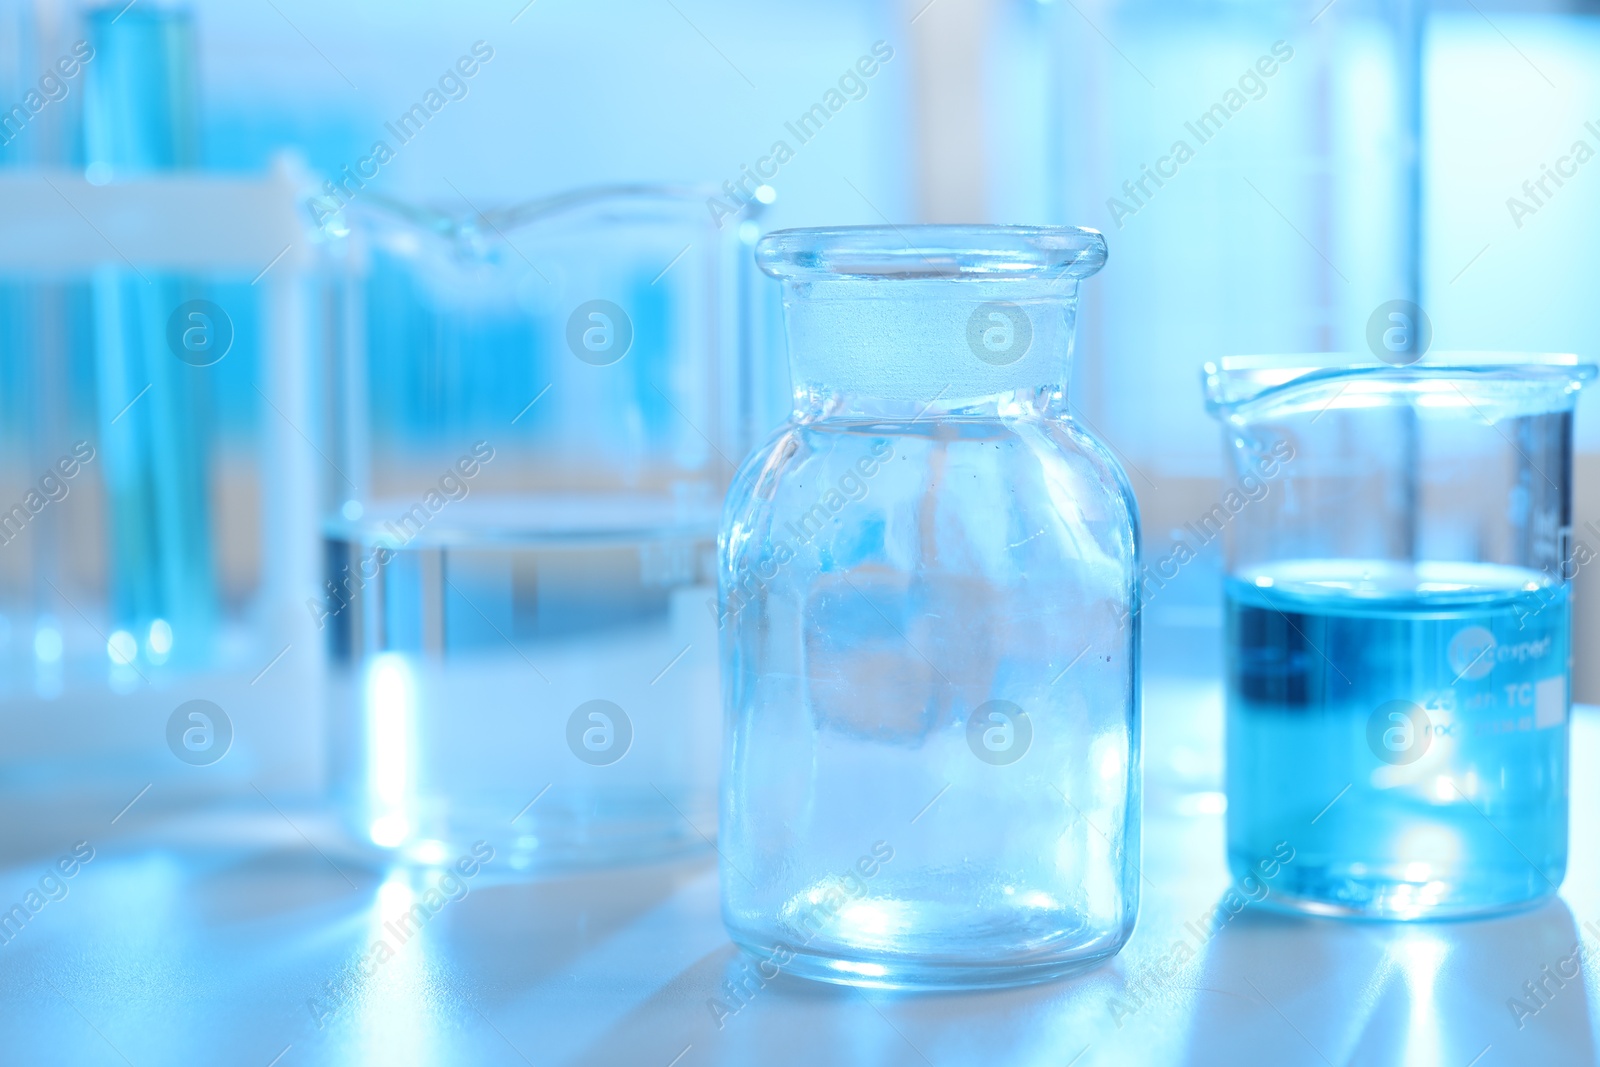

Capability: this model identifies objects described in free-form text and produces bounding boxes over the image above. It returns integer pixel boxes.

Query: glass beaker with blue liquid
[1205,353,1595,919]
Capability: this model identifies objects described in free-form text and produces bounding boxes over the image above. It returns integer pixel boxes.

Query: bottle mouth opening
[1204,352,1598,420]
[756,225,1108,282]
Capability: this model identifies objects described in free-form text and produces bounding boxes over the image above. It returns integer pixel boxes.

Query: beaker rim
[353,183,738,239]
[1204,352,1599,416]
[755,225,1108,282]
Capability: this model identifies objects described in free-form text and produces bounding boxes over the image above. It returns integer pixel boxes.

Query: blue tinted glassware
[1205,353,1596,919]
[720,225,1139,989]
[322,187,761,873]
[82,5,219,667]
[0,6,303,794]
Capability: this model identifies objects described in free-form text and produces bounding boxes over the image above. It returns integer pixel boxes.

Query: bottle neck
[782,278,1083,417]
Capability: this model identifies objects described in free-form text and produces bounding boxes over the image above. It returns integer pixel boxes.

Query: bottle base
[729,936,1126,991]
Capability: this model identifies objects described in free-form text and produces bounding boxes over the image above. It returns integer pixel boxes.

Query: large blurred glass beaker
[1205,352,1594,918]
[321,186,759,873]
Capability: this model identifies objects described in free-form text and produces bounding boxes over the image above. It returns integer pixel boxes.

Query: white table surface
[3,686,1597,1067]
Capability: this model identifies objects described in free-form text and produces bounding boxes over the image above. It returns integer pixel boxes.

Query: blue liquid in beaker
[1226,559,1567,918]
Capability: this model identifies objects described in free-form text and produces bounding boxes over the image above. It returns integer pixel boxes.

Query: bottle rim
[756,225,1108,282]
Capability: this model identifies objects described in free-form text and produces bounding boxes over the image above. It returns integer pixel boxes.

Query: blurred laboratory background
[2,0,1595,833]
[0,0,1598,1061]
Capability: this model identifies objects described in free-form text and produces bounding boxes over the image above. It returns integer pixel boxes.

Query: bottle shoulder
[720,414,1141,573]
[727,416,1139,512]
[718,414,1139,597]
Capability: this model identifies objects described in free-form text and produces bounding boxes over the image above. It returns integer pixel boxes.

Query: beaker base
[1249,885,1557,922]
[1230,851,1563,922]
[339,793,717,879]
[393,831,712,881]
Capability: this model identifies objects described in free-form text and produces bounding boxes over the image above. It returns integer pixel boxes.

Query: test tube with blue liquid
[82,3,217,674]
